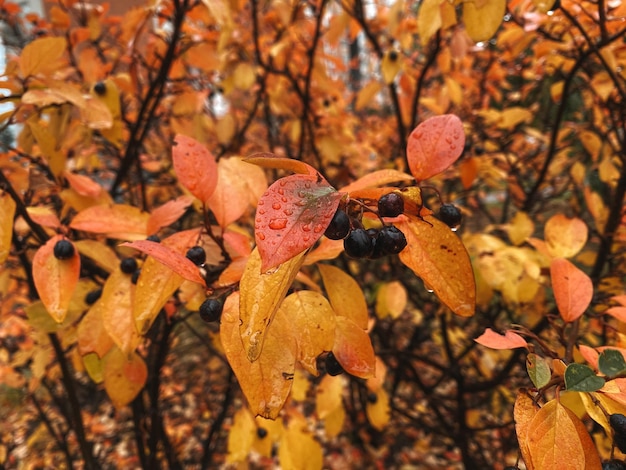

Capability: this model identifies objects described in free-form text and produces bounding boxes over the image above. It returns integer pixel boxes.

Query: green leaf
[598,349,626,378]
[564,363,605,392]
[526,353,551,389]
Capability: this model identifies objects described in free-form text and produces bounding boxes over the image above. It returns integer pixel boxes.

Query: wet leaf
[397,214,475,317]
[514,390,539,469]
[245,153,318,176]
[172,134,218,204]
[319,264,368,329]
[550,258,593,323]
[255,174,342,272]
[527,353,552,389]
[475,328,528,350]
[239,247,305,362]
[221,292,297,419]
[77,300,114,358]
[565,364,604,392]
[526,399,602,469]
[339,169,413,193]
[0,192,16,263]
[332,316,375,379]
[103,346,148,409]
[545,214,588,259]
[100,268,140,355]
[146,195,195,235]
[406,114,465,182]
[32,235,80,323]
[70,204,149,239]
[598,349,626,378]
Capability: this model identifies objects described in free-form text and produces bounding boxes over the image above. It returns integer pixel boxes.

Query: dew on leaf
[313,224,324,233]
[281,197,288,203]
[269,218,288,230]
[258,232,266,240]
[272,202,281,210]
[302,224,312,232]
[284,209,293,216]
[277,188,285,195]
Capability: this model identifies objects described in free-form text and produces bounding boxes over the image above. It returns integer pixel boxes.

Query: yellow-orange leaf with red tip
[396,215,475,317]
[550,258,593,323]
[514,390,539,468]
[172,134,218,204]
[332,316,375,379]
[32,235,80,323]
[319,264,368,329]
[103,346,148,409]
[78,300,114,358]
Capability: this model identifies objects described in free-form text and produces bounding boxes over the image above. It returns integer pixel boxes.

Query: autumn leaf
[475,328,528,350]
[172,134,218,204]
[32,235,80,323]
[245,152,319,176]
[70,204,150,239]
[318,264,368,329]
[339,169,414,194]
[462,0,506,43]
[77,299,114,358]
[550,258,593,323]
[0,192,16,263]
[278,418,324,470]
[103,346,148,409]
[545,214,588,259]
[525,399,601,469]
[146,195,195,235]
[514,390,539,468]
[366,388,391,430]
[396,214,475,317]
[64,171,103,198]
[255,174,342,272]
[239,247,305,362]
[375,280,408,319]
[332,316,376,379]
[221,292,297,418]
[100,268,140,355]
[20,36,67,77]
[417,0,443,46]
[406,114,466,182]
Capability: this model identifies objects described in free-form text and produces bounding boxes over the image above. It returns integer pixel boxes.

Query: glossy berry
[438,204,462,228]
[326,352,344,376]
[378,193,404,217]
[367,392,378,404]
[186,246,206,266]
[324,209,351,240]
[85,288,102,305]
[120,257,138,274]
[377,226,407,255]
[388,50,398,61]
[343,228,374,258]
[256,427,268,439]
[611,414,626,453]
[603,461,626,470]
[93,81,106,96]
[53,239,75,260]
[199,298,223,323]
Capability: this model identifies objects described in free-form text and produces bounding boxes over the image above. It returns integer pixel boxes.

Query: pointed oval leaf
[240,247,305,362]
[475,328,528,350]
[32,235,80,323]
[462,0,506,43]
[550,258,593,323]
[255,174,342,272]
[172,134,218,203]
[514,390,539,469]
[366,388,391,431]
[598,349,626,378]
[222,292,297,418]
[318,264,368,329]
[20,36,67,77]
[101,268,140,355]
[397,214,475,317]
[103,346,148,409]
[565,363,605,392]
[406,114,465,182]
[332,316,376,379]
[527,353,552,389]
[0,192,16,263]
[545,214,588,259]
[339,169,413,193]
[278,421,323,470]
[245,153,318,176]
[606,306,626,323]
[527,399,602,470]
[279,291,336,375]
[146,195,195,235]
[70,204,149,239]
[77,300,114,358]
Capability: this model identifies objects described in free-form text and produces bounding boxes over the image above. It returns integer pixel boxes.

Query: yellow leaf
[319,264,368,328]
[0,192,16,263]
[226,408,256,463]
[77,300,114,358]
[332,316,376,379]
[316,374,345,419]
[20,37,67,77]
[101,268,140,355]
[233,62,257,90]
[74,239,120,273]
[545,214,588,259]
[216,114,236,145]
[103,346,147,409]
[498,107,533,130]
[239,247,305,362]
[381,49,401,84]
[82,353,104,384]
[279,420,323,470]
[418,0,443,46]
[533,0,556,13]
[462,0,506,42]
[366,388,391,430]
[27,117,66,179]
[375,281,407,319]
[323,403,345,438]
[508,211,535,246]
[355,81,383,111]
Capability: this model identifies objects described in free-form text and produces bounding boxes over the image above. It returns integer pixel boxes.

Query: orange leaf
[550,258,593,323]
[103,346,147,409]
[70,204,149,239]
[514,390,539,469]
[612,295,626,307]
[318,264,368,329]
[255,174,342,272]
[0,192,16,263]
[606,306,626,323]
[77,300,114,358]
[100,268,140,355]
[245,153,318,176]
[475,328,528,350]
[32,235,80,323]
[406,114,465,181]
[545,214,588,259]
[332,316,376,379]
[146,195,195,235]
[221,292,297,418]
[20,37,67,77]
[526,399,601,470]
[339,169,414,193]
[396,214,475,317]
[121,240,206,287]
[239,247,305,362]
[64,171,103,198]
[26,207,61,230]
[172,134,218,204]
[303,237,344,265]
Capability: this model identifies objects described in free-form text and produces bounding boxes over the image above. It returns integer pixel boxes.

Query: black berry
[324,209,351,240]
[378,192,404,217]
[256,427,268,439]
[146,234,161,243]
[53,239,75,260]
[367,392,378,404]
[343,228,374,258]
[93,81,106,96]
[120,257,138,274]
[85,288,102,305]
[474,145,485,155]
[131,269,141,284]
[603,461,626,470]
[199,298,223,323]
[326,352,344,376]
[186,246,206,266]
[376,226,407,255]
[388,50,398,61]
[611,414,626,453]
[438,204,462,228]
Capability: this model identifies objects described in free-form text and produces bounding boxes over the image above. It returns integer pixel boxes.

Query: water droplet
[313,224,324,233]
[412,132,423,139]
[279,180,287,187]
[450,144,456,150]
[302,224,311,232]
[303,234,310,242]
[281,197,288,203]
[258,200,265,205]
[284,209,293,216]
[304,183,311,189]
[258,209,266,215]
[272,202,281,210]
[258,232,266,240]
[277,188,285,195]
[451,227,458,232]
[269,218,288,230]
[298,191,306,198]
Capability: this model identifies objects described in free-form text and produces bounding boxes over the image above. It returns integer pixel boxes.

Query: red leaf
[172,134,218,203]
[406,114,465,181]
[475,328,528,350]
[255,174,342,272]
[550,258,593,323]
[70,204,149,239]
[121,240,206,287]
